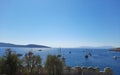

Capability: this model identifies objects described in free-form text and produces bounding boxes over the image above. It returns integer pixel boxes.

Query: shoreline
[109,48,120,52]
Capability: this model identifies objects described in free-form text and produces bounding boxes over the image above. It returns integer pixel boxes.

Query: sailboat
[57,48,62,57]
[84,49,92,58]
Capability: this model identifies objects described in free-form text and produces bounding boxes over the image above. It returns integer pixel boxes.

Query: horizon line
[0,42,119,48]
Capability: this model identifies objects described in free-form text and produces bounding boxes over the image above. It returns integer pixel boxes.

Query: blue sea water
[0,47,120,75]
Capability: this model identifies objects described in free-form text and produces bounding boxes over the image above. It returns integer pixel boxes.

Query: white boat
[113,56,117,60]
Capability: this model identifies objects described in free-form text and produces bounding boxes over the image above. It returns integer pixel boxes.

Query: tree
[1,49,20,75]
[24,51,41,74]
[45,55,64,75]
[0,57,4,74]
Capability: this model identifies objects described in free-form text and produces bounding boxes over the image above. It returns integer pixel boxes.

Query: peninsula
[110,48,120,52]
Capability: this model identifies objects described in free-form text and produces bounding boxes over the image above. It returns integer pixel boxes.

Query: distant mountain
[95,46,113,49]
[79,46,113,49]
[0,42,50,48]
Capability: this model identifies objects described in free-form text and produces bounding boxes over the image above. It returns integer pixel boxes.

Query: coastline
[109,48,120,52]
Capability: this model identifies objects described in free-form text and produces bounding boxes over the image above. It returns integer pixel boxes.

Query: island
[0,42,50,48]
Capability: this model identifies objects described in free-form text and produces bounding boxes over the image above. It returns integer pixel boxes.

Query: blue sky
[0,0,120,47]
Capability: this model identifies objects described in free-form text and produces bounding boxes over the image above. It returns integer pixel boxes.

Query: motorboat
[69,51,71,54]
[85,54,88,58]
[38,49,42,51]
[113,56,117,60]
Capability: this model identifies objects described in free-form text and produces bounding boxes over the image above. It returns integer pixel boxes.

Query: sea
[0,47,120,75]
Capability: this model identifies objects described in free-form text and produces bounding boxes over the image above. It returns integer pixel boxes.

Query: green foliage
[0,49,66,75]
[45,55,64,75]
[0,57,4,73]
[22,67,29,75]
[0,48,20,75]
[23,51,42,74]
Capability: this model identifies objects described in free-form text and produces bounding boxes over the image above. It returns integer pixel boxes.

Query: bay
[0,47,120,75]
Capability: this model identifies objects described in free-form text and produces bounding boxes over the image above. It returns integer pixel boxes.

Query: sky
[0,0,120,48]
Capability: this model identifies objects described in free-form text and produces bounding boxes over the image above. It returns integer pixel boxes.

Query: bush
[45,55,64,75]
